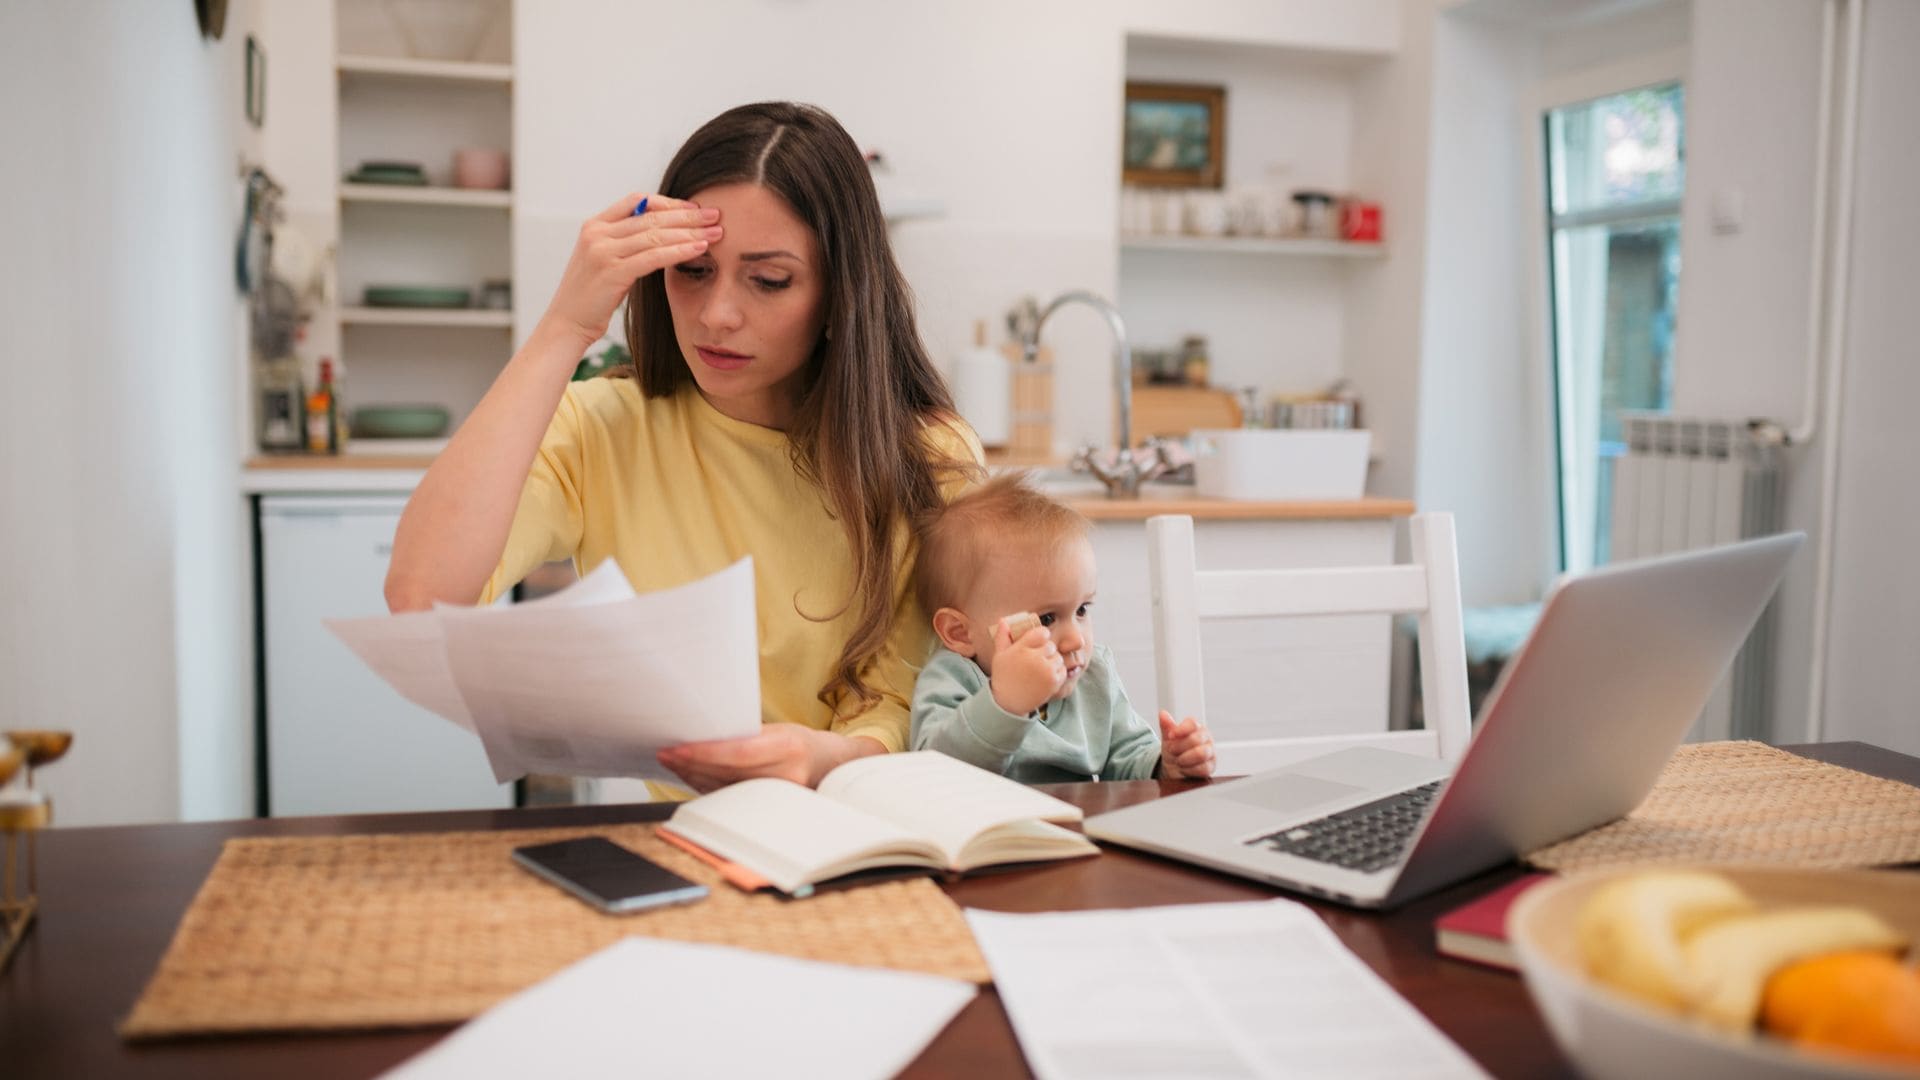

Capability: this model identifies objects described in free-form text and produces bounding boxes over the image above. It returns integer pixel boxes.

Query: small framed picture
[1122,82,1225,188]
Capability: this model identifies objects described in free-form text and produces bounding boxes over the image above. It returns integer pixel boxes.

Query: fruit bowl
[1510,867,1920,1079]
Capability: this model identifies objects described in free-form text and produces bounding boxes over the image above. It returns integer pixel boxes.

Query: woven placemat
[122,823,989,1039]
[1526,741,1920,873]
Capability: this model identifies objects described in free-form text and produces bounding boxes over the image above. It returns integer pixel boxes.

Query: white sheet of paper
[495,558,637,610]
[440,558,760,782]
[325,558,760,783]
[325,606,476,731]
[379,938,976,1080]
[325,561,647,733]
[966,899,1487,1080]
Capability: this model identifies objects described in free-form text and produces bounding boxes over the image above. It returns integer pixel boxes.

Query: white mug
[1184,192,1228,237]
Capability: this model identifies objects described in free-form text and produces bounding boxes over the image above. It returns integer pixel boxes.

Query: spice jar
[1292,190,1338,239]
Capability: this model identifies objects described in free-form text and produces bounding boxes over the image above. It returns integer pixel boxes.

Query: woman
[385,102,981,793]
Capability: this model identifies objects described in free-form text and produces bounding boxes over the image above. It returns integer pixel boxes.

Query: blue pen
[631,197,649,217]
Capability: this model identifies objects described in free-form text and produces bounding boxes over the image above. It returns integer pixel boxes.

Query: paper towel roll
[950,346,1010,447]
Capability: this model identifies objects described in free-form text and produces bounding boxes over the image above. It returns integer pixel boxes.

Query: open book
[661,752,1098,896]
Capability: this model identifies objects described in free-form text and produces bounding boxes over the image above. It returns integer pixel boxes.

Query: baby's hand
[1158,710,1216,780]
[988,614,1064,717]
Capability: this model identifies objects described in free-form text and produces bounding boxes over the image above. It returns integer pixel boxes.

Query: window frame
[1523,48,1689,576]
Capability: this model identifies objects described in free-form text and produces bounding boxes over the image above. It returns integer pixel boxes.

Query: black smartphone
[511,837,708,914]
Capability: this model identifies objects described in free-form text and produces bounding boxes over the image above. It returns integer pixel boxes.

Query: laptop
[1084,532,1804,909]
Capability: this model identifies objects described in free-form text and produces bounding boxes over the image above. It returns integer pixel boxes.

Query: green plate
[347,161,428,186]
[364,286,472,308]
[347,170,430,186]
[351,405,450,439]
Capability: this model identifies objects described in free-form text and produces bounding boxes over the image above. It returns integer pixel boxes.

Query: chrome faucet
[1021,290,1173,497]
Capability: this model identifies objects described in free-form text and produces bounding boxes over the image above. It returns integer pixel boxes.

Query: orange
[1761,950,1920,1065]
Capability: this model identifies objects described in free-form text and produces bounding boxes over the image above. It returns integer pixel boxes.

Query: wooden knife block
[998,343,1054,461]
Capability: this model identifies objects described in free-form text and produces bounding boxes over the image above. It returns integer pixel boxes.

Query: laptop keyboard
[1247,780,1444,874]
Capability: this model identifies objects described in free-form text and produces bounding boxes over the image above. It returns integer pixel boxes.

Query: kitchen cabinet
[331,0,516,454]
[1118,34,1391,414]
[259,494,511,816]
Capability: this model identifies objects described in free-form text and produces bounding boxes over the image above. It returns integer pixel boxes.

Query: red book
[1433,873,1553,972]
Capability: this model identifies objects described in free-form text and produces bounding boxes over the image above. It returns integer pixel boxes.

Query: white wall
[0,2,254,825]
[1821,0,1920,757]
[1536,0,1691,77]
[1344,1,1439,506]
[1414,10,1551,605]
[1408,0,1696,608]
[1664,0,1918,756]
[512,0,1402,456]
[1670,0,1826,747]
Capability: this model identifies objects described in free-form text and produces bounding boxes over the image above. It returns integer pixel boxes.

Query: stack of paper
[326,559,761,783]
[967,899,1488,1079]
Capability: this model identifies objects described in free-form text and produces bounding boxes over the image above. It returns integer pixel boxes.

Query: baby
[910,473,1216,783]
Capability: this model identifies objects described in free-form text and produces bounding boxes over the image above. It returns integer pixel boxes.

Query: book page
[819,752,1087,867]
[666,778,943,895]
[967,900,1487,1080]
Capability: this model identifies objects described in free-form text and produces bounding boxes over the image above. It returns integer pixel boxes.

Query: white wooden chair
[1147,512,1472,775]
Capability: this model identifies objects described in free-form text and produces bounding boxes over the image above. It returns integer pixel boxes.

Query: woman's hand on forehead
[538,191,725,347]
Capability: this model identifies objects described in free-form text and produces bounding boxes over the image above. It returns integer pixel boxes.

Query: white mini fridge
[259,495,514,816]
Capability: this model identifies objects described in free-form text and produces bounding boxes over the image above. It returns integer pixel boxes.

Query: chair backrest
[1146,512,1472,774]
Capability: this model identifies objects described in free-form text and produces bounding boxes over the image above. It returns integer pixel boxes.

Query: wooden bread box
[1128,385,1242,442]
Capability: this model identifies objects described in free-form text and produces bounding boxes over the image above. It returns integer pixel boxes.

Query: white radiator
[1608,414,1785,742]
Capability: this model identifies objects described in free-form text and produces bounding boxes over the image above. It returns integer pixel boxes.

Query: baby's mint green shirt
[910,645,1161,782]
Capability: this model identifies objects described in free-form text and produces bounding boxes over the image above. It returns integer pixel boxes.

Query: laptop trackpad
[1224,774,1367,815]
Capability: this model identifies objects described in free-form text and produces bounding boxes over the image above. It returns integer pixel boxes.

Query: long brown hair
[622,102,976,716]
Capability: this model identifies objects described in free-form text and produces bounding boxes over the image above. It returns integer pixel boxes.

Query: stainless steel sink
[1029,470,1193,501]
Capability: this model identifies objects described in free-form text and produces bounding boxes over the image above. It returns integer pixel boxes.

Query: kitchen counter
[1060,494,1411,520]
[243,457,1415,520]
[241,455,432,494]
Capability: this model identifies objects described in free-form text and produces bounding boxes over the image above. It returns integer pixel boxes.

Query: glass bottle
[305,358,338,454]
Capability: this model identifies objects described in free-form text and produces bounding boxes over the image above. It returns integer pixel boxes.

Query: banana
[1682,907,1907,1032]
[1577,871,1757,1011]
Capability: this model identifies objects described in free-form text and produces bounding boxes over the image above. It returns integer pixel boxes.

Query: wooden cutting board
[1128,385,1243,441]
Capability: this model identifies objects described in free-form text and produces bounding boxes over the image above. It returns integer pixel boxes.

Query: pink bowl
[453,148,509,191]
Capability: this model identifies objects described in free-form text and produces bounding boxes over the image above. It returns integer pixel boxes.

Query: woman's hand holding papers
[658,726,888,793]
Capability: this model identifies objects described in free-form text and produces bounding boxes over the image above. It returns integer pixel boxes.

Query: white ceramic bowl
[1509,866,1920,1080]
[1191,429,1370,500]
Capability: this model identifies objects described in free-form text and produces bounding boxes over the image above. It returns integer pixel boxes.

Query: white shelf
[341,306,512,328]
[337,55,513,85]
[340,183,511,208]
[343,437,450,457]
[1121,234,1387,259]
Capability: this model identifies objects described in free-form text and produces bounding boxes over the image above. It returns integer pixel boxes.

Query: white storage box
[1191,429,1371,500]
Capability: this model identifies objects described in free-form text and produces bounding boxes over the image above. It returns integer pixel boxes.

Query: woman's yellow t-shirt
[479,377,980,753]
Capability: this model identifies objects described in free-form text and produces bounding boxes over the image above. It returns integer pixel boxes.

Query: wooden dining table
[2,740,1914,1078]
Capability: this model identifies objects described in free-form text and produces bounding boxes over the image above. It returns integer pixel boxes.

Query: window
[1544,82,1684,572]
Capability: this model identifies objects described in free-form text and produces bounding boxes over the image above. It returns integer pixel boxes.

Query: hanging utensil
[236,165,283,295]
